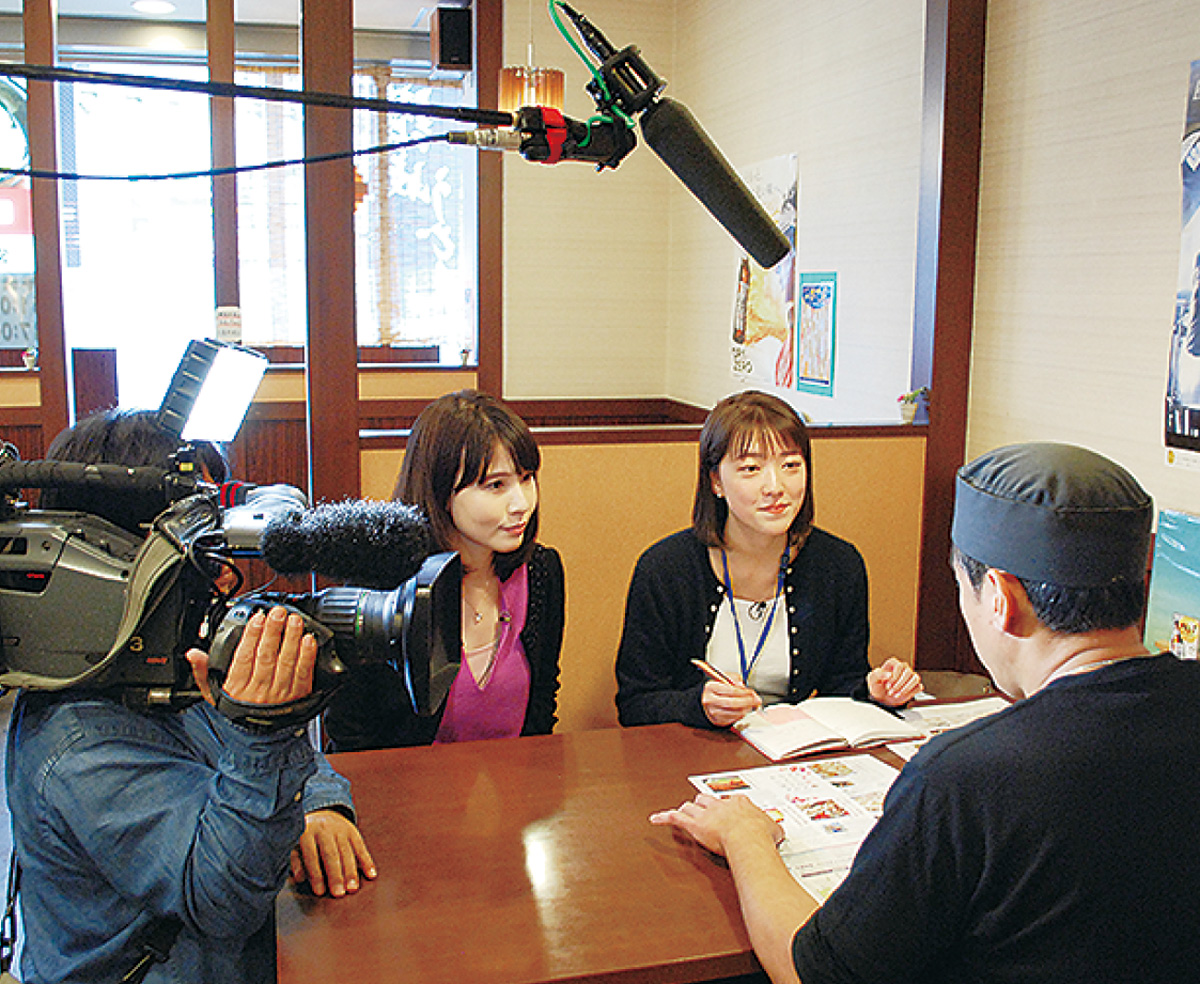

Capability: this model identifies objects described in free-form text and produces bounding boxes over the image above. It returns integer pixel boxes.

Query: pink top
[434,564,531,743]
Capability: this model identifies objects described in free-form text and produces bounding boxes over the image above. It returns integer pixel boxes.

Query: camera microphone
[260,499,433,590]
[639,97,792,270]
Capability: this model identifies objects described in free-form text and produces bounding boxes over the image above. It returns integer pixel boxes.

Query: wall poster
[795,272,837,397]
[1145,508,1200,658]
[731,154,798,388]
[1166,58,1200,465]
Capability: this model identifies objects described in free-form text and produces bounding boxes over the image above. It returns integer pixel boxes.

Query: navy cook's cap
[951,442,1152,587]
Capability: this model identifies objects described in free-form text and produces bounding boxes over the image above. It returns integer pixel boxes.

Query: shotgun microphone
[639,97,791,270]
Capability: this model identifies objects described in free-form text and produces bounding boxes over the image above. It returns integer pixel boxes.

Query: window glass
[59,62,216,408]
[52,43,477,409]
[235,63,478,366]
[0,74,35,362]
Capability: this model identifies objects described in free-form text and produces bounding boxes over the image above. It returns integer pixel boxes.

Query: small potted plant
[897,387,929,424]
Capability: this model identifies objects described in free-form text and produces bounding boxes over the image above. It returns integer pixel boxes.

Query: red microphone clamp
[513,106,636,170]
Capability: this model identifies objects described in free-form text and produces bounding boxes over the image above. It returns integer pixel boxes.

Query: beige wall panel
[502,0,675,398]
[357,371,475,402]
[972,0,1200,516]
[535,441,699,731]
[809,436,924,673]
[0,375,40,408]
[664,0,924,423]
[361,448,404,500]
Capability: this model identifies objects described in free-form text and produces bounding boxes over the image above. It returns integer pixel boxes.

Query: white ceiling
[0,1,442,32]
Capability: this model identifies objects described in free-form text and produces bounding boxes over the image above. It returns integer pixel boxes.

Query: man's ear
[984,568,1035,637]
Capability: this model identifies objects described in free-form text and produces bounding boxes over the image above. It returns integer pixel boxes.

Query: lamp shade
[499,66,564,113]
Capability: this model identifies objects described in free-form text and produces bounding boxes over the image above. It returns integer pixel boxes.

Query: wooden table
[277,724,784,984]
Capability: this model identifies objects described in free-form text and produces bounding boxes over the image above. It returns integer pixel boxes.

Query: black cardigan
[322,543,565,751]
[615,528,869,728]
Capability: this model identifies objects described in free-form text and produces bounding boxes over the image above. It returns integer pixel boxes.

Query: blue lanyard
[720,547,789,684]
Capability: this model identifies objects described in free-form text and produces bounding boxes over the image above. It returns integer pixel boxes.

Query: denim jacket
[5,691,353,984]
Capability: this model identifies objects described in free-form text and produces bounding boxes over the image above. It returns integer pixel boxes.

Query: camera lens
[302,586,402,667]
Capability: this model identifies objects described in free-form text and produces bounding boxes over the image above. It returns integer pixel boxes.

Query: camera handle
[205,599,345,732]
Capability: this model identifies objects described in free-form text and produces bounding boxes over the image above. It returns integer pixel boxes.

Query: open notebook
[733,697,922,761]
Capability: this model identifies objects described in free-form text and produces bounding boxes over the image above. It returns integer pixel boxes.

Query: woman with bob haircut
[323,390,565,750]
[615,390,919,729]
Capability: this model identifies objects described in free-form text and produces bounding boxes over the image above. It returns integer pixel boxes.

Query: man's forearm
[725,834,818,984]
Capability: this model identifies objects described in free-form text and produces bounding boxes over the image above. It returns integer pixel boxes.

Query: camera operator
[5,409,375,984]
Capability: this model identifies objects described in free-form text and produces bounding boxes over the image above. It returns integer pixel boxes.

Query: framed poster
[795,272,837,397]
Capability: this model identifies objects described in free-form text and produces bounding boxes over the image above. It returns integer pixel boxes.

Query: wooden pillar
[208,0,239,309]
[911,0,988,672]
[301,0,360,503]
[24,0,69,443]
[475,0,503,397]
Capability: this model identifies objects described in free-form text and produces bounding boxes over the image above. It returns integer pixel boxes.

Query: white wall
[502,0,927,424]
[502,0,675,399]
[972,0,1200,517]
[665,0,925,423]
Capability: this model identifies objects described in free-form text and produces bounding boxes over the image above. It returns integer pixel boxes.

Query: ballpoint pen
[690,658,742,688]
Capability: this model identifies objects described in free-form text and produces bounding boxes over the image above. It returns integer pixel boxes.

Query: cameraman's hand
[291,809,378,898]
[187,606,317,706]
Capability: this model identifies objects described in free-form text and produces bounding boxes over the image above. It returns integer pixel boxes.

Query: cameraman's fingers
[224,610,267,695]
[245,606,290,698]
[261,612,315,703]
[185,649,214,706]
[294,825,327,897]
[289,845,309,888]
[288,632,318,701]
[270,610,307,697]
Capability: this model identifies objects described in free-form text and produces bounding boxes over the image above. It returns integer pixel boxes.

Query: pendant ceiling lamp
[499,0,564,113]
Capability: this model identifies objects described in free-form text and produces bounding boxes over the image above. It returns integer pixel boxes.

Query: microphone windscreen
[639,97,791,269]
[260,499,432,590]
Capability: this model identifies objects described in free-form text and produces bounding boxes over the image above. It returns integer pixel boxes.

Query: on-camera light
[156,339,268,443]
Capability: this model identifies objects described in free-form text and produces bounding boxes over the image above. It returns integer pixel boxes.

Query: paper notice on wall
[731,154,798,388]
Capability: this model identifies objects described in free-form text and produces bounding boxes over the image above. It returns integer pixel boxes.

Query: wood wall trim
[354,397,928,448]
[475,0,503,397]
[24,0,69,447]
[241,395,930,441]
[208,0,239,308]
[912,0,988,673]
[301,0,360,501]
[0,406,42,426]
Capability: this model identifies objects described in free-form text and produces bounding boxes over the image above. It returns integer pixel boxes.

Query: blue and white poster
[1166,59,1200,464]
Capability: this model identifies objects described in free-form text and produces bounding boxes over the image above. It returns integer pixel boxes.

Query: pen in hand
[690,658,741,688]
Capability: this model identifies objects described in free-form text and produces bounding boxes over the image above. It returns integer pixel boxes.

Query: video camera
[0,340,462,731]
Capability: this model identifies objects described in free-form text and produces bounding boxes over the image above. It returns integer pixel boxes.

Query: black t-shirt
[792,653,1200,984]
